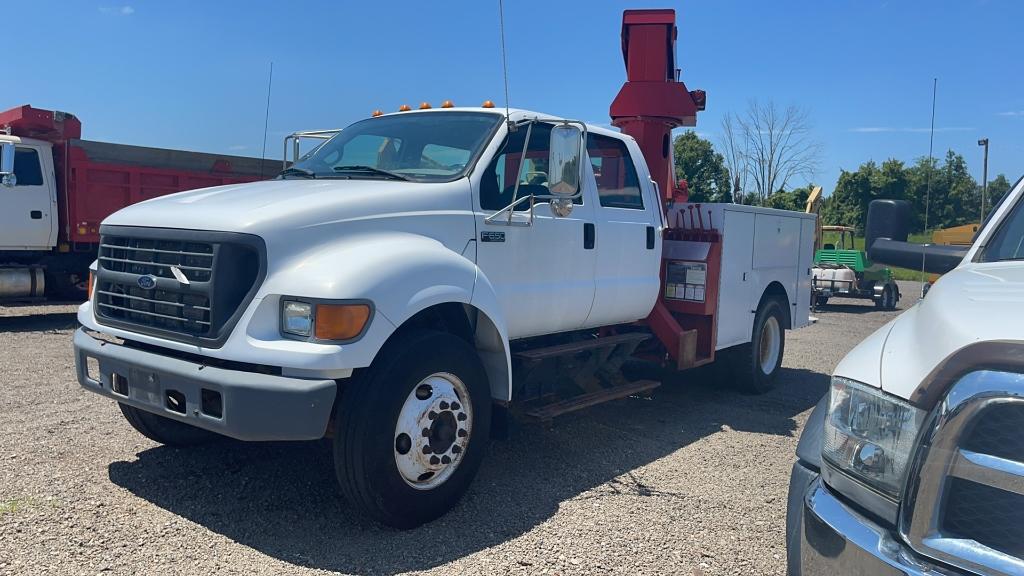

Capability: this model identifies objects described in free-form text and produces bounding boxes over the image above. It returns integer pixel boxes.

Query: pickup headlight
[281,300,314,337]
[823,376,926,499]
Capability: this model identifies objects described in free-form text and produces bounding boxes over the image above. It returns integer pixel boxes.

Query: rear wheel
[875,284,898,310]
[333,329,491,528]
[118,403,220,447]
[734,298,786,394]
[814,294,829,307]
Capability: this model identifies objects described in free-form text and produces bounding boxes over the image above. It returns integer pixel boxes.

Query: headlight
[280,298,372,341]
[281,300,314,336]
[823,376,926,499]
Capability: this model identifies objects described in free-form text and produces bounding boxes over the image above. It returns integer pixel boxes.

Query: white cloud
[848,126,974,133]
[996,111,1024,117]
[99,5,134,15]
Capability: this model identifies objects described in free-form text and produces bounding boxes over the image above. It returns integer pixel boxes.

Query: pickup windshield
[979,176,1024,262]
[285,111,503,183]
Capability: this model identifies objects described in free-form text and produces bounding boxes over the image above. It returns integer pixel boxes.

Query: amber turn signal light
[87,270,94,300]
[314,303,371,341]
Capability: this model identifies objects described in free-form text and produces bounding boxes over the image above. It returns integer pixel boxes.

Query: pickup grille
[903,370,1024,575]
[94,227,264,347]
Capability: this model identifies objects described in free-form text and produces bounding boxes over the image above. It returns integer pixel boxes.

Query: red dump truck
[0,106,277,302]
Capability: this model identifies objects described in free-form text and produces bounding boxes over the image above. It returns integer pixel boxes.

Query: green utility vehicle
[811,226,899,309]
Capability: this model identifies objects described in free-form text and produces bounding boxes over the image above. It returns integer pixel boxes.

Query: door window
[587,134,643,210]
[480,123,581,211]
[14,148,44,186]
[980,184,1024,262]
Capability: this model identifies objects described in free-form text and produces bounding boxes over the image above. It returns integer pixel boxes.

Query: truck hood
[102,178,468,235]
[835,262,1024,403]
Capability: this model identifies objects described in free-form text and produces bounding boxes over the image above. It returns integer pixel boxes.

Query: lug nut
[457,413,467,421]
[428,411,437,420]
[451,445,461,454]
[451,402,461,411]
[439,401,449,410]
[429,455,440,465]
[441,455,451,464]
[422,444,432,454]
[457,429,467,437]
[421,428,430,437]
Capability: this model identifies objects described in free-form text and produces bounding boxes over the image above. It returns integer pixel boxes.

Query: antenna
[497,0,513,129]
[259,61,274,179]
[920,77,937,294]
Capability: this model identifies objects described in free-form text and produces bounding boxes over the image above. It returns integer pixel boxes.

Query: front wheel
[734,298,786,394]
[333,329,491,529]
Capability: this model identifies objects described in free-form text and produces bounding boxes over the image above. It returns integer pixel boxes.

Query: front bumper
[788,462,962,576]
[73,328,337,441]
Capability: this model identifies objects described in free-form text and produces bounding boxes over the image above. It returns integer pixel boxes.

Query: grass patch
[821,232,936,281]
[0,497,59,516]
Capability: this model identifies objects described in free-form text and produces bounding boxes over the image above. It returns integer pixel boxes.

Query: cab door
[0,143,56,250]
[473,123,597,340]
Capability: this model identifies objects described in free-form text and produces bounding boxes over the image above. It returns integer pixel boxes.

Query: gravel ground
[0,282,922,576]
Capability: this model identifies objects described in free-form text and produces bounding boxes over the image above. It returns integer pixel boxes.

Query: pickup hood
[103,178,471,236]
[835,262,1024,403]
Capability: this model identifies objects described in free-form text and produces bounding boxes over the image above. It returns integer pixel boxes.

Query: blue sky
[6,1,1022,193]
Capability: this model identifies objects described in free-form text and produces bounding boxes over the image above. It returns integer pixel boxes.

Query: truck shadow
[107,366,826,575]
[0,311,78,333]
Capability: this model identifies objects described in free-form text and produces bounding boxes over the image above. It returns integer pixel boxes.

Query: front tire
[734,298,786,394]
[118,403,220,447]
[333,329,492,529]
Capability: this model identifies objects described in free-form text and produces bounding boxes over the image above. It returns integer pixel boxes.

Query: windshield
[979,176,1024,262]
[285,111,502,182]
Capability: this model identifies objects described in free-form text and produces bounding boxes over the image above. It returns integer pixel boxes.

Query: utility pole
[978,138,989,222]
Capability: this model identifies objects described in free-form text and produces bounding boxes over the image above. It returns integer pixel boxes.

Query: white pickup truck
[787,178,1024,575]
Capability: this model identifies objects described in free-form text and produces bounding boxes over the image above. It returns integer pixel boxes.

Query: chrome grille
[93,228,263,346]
[902,370,1024,576]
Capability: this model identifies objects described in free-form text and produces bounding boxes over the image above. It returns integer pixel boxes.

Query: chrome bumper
[794,473,963,576]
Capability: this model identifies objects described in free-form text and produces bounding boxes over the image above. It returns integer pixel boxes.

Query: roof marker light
[398,104,412,112]
[482,100,495,108]
[441,100,455,108]
[371,110,383,117]
[419,102,432,109]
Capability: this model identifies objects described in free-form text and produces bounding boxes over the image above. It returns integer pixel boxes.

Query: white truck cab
[74,107,813,528]
[788,177,1024,575]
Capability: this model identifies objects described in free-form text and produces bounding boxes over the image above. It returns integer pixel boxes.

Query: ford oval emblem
[137,275,158,290]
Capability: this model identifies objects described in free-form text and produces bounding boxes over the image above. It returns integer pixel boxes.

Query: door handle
[584,222,595,249]
[30,211,42,220]
[646,226,655,249]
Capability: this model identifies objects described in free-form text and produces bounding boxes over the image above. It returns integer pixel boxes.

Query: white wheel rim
[758,316,781,374]
[394,372,473,490]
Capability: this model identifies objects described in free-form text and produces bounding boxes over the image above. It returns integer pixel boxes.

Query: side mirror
[547,124,582,216]
[866,199,967,274]
[0,142,15,187]
[865,199,910,251]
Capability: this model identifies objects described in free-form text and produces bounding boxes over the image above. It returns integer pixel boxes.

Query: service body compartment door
[793,217,816,328]
[0,143,57,250]
[715,209,755,349]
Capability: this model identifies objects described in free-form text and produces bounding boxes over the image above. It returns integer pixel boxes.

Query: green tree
[763,184,814,212]
[673,131,731,202]
[986,174,1012,209]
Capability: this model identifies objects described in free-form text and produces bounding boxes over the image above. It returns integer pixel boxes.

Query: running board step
[513,332,650,361]
[523,379,661,421]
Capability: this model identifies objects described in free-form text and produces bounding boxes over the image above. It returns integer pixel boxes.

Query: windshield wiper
[332,165,410,181]
[279,166,317,179]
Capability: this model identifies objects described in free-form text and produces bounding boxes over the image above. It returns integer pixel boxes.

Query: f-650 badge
[480,231,505,243]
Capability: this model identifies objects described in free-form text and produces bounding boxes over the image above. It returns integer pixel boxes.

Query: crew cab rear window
[14,147,43,186]
[587,134,643,210]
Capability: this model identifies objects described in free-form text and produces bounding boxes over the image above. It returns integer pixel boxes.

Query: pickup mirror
[548,124,582,216]
[866,199,967,274]
[0,142,15,187]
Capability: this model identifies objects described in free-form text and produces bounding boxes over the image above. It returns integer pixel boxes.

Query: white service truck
[71,10,815,527]
[787,180,1024,575]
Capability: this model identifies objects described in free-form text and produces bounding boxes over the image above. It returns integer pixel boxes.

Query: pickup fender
[259,231,512,401]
